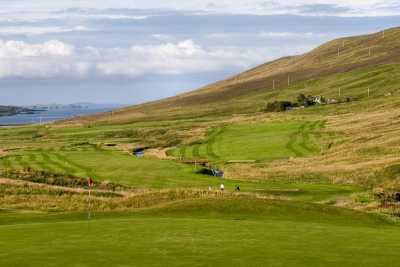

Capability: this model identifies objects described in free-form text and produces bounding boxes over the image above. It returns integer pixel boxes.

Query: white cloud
[1,0,399,17]
[0,40,89,78]
[151,34,171,40]
[0,10,152,23]
[0,40,74,57]
[0,26,91,36]
[207,31,327,40]
[96,40,263,76]
[0,39,275,79]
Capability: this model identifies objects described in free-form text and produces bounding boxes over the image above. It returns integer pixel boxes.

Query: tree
[265,101,293,112]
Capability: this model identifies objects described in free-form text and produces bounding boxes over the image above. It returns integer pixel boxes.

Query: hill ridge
[73,27,400,123]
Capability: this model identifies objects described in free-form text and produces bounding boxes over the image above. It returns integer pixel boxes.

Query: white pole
[368,87,370,98]
[337,47,340,57]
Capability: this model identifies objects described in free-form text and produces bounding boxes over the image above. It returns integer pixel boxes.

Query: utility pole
[272,79,275,90]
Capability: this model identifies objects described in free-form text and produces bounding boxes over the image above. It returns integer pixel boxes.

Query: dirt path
[0,149,7,157]
[146,148,173,159]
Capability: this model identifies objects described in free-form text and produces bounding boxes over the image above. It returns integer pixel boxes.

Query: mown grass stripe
[206,127,222,160]
[52,153,91,177]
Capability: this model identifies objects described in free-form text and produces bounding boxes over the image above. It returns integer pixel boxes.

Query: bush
[196,168,215,176]
[265,101,294,112]
[297,93,317,107]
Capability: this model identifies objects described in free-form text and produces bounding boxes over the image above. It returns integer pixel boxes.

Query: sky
[0,1,399,105]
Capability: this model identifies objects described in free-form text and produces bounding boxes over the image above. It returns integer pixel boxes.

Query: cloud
[151,34,171,40]
[1,1,400,17]
[96,40,263,76]
[207,31,326,40]
[0,39,271,79]
[0,40,90,78]
[0,40,74,57]
[297,4,350,14]
[0,26,91,36]
[0,10,152,23]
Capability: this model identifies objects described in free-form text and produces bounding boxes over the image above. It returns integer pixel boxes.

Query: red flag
[87,177,94,187]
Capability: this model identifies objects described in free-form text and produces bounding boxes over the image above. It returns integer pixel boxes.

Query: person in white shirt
[220,184,225,191]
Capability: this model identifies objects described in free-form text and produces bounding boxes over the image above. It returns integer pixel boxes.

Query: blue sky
[0,1,399,105]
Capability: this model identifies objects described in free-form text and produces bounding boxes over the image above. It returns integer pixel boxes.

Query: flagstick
[88,187,91,220]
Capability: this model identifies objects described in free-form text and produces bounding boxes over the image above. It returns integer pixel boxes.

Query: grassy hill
[74,27,400,124]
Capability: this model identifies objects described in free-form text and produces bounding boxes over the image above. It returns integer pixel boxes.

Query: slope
[72,27,400,124]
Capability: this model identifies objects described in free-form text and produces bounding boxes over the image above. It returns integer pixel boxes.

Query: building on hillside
[313,96,325,104]
[327,98,338,104]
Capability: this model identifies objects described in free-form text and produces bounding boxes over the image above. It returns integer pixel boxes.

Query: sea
[0,106,120,126]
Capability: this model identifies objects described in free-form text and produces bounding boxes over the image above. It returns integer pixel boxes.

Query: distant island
[0,106,39,117]
[24,103,124,110]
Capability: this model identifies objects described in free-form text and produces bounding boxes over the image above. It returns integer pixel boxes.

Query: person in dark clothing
[236,186,240,192]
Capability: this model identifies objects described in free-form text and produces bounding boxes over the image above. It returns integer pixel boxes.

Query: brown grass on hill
[0,148,9,157]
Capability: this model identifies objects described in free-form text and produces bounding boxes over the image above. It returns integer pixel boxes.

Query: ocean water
[0,107,118,125]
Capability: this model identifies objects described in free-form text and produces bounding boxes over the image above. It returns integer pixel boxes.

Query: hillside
[74,27,400,124]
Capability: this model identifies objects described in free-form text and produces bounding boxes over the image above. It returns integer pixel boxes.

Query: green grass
[169,121,324,162]
[0,198,399,267]
[0,148,360,202]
